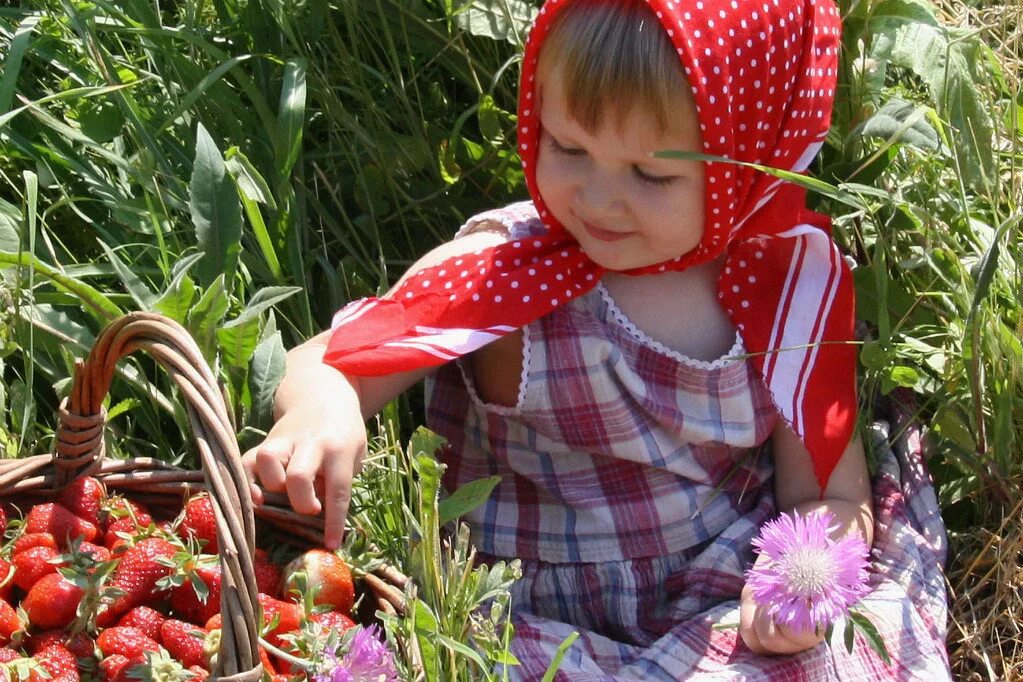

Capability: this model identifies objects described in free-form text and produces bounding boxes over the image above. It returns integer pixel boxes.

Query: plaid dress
[425,203,951,680]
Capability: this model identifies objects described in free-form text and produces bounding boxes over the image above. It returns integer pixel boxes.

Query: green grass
[0,0,1020,678]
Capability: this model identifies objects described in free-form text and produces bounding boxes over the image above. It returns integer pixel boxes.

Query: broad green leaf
[859,98,938,150]
[225,147,278,210]
[217,316,261,371]
[98,240,157,309]
[0,198,19,255]
[275,59,307,183]
[868,6,995,186]
[221,286,302,329]
[185,274,230,361]
[454,0,536,45]
[248,330,286,429]
[153,253,204,323]
[189,123,242,287]
[848,611,891,664]
[411,599,441,681]
[439,476,501,525]
[409,427,447,459]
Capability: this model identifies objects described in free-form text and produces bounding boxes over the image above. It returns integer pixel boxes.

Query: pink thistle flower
[313,625,400,682]
[746,510,870,634]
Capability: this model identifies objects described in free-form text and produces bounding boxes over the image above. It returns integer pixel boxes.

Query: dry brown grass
[946,497,1023,681]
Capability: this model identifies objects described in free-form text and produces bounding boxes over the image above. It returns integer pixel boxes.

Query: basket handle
[55,312,262,682]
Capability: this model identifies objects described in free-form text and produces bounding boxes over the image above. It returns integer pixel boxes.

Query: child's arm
[738,424,874,656]
[242,228,508,549]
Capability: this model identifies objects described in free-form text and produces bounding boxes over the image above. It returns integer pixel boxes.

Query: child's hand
[738,554,825,656]
[242,400,367,550]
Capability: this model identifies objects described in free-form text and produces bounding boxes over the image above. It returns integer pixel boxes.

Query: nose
[573,165,625,219]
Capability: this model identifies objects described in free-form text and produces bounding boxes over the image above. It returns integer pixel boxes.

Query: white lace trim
[595,282,745,370]
[456,323,532,415]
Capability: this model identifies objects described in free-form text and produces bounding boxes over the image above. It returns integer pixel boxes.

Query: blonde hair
[535,0,692,134]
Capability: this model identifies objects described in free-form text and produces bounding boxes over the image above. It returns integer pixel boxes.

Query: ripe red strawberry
[159,619,206,669]
[0,646,19,663]
[22,573,83,630]
[103,517,150,554]
[117,606,166,641]
[310,610,357,632]
[103,499,152,531]
[78,541,112,565]
[285,549,355,614]
[96,626,161,660]
[24,503,98,548]
[258,646,276,675]
[28,631,95,659]
[0,599,22,646]
[29,644,79,682]
[203,613,221,631]
[0,506,6,532]
[12,546,62,592]
[99,654,131,682]
[256,594,302,650]
[179,496,218,553]
[58,477,105,528]
[12,532,58,556]
[97,538,176,626]
[254,550,282,598]
[0,559,12,602]
[169,561,221,625]
[189,664,210,681]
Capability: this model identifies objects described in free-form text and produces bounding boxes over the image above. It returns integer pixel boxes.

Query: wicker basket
[0,311,410,681]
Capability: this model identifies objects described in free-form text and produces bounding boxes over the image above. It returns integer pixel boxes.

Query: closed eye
[548,136,585,156]
[632,166,677,186]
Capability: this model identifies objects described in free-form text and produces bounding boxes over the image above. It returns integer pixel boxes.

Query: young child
[244,0,951,677]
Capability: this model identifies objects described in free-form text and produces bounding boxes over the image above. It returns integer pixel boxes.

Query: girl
[244,0,951,677]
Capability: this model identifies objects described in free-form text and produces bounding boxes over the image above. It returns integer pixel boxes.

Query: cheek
[534,149,571,206]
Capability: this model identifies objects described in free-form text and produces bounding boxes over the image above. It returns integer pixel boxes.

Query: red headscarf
[324,0,856,493]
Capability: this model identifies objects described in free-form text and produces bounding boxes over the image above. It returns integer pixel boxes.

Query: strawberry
[97,538,176,626]
[169,561,221,625]
[254,550,282,598]
[0,599,22,646]
[159,619,206,669]
[0,647,19,663]
[310,610,357,632]
[179,496,218,553]
[99,654,131,682]
[12,533,58,557]
[203,614,221,632]
[28,632,94,659]
[285,549,355,615]
[102,499,152,532]
[24,503,98,548]
[29,644,79,682]
[189,664,209,681]
[256,594,302,650]
[22,573,83,630]
[0,559,12,602]
[0,507,6,532]
[12,546,62,593]
[57,477,105,529]
[103,518,148,554]
[78,541,112,566]
[117,606,166,641]
[96,627,161,660]
[258,646,276,675]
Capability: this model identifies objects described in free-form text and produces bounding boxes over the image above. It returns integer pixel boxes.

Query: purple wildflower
[313,625,400,682]
[745,510,870,634]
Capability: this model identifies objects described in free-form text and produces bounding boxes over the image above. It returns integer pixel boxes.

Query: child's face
[534,65,705,272]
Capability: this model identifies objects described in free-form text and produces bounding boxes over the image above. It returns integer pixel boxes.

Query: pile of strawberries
[0,477,359,682]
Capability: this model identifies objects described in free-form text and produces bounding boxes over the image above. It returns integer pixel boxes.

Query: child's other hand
[738,556,825,656]
[241,401,366,550]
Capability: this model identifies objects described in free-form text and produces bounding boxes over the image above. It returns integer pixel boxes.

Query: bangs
[535,0,692,134]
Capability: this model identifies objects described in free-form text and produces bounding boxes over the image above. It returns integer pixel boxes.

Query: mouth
[582,220,632,243]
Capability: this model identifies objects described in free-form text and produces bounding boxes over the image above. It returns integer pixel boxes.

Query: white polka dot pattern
[324,0,858,494]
